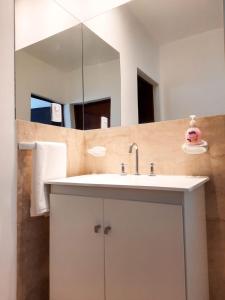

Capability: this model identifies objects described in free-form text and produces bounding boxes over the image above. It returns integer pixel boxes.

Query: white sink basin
[46,174,209,192]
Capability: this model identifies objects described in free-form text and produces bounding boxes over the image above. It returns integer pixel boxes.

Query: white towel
[31,142,67,217]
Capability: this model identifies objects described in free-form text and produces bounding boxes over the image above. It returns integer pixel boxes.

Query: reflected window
[30,94,64,127]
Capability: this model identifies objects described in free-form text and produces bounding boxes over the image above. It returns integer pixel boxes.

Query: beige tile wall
[17,120,85,176]
[84,115,225,300]
[16,120,85,300]
[17,115,225,300]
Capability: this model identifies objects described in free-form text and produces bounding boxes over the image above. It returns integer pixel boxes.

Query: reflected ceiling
[127,0,223,45]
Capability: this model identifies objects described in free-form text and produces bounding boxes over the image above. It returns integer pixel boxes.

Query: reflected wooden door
[74,98,111,130]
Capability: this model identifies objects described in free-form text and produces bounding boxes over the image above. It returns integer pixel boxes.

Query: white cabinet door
[50,194,104,300]
[104,199,186,300]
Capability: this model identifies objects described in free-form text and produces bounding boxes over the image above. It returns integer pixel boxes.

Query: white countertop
[46,174,209,192]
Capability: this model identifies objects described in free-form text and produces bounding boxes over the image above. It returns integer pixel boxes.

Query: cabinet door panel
[104,199,186,300]
[50,194,104,300]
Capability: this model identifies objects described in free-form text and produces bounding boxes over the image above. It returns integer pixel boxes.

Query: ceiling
[17,0,223,70]
[127,0,224,45]
[22,24,83,72]
[54,0,132,22]
[83,26,119,66]
[21,25,119,72]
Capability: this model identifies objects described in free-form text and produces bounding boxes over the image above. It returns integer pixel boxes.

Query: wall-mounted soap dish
[182,140,208,154]
[87,146,106,157]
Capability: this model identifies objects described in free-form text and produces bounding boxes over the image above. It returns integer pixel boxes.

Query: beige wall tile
[17,115,225,300]
[16,120,85,300]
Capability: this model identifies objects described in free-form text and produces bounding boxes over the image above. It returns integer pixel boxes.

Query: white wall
[224,0,225,46]
[85,6,160,126]
[15,0,80,50]
[16,50,120,126]
[160,28,225,120]
[16,50,83,120]
[0,0,16,299]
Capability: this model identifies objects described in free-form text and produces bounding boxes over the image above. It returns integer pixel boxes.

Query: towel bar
[18,142,36,150]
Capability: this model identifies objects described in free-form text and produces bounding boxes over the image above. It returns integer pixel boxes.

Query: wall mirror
[16,24,83,128]
[16,0,225,129]
[15,0,121,130]
[82,25,120,129]
[83,0,225,125]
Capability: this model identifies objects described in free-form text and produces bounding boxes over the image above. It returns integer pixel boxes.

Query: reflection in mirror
[16,0,225,129]
[15,0,84,128]
[82,25,121,130]
[16,24,83,128]
[15,0,122,130]
[84,0,225,126]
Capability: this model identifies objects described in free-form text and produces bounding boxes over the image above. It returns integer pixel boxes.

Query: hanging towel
[31,142,67,217]
[51,103,62,123]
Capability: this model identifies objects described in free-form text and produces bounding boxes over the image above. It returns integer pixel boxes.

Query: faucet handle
[120,163,127,176]
[149,162,156,176]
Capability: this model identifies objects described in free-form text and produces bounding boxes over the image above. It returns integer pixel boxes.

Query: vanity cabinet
[50,195,186,300]
[48,174,209,300]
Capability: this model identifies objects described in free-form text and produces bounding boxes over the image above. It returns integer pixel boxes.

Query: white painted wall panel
[0,0,16,299]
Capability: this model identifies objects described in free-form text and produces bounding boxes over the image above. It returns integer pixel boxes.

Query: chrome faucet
[129,143,140,175]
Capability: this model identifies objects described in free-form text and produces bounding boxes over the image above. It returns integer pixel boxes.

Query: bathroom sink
[46,174,209,192]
